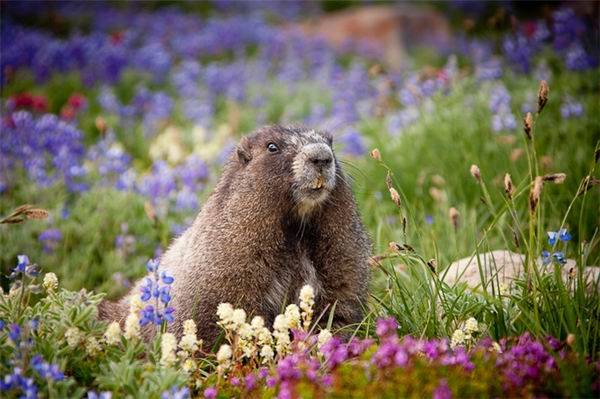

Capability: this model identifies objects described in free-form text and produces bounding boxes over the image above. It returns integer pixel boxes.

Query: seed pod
[470,164,481,182]
[448,207,459,230]
[389,187,401,208]
[523,112,533,140]
[543,173,566,184]
[370,148,382,162]
[537,80,549,113]
[504,173,514,199]
[529,176,544,213]
[510,148,524,162]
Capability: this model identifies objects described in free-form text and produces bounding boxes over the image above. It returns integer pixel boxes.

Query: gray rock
[442,250,599,291]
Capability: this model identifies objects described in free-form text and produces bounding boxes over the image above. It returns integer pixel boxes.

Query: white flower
[86,337,101,356]
[464,317,479,334]
[124,313,140,340]
[492,342,502,353]
[260,345,274,363]
[104,322,121,345]
[65,327,82,348]
[182,359,196,373]
[250,316,265,330]
[161,333,178,366]
[179,334,199,353]
[273,314,289,332]
[129,296,144,314]
[284,304,300,329]
[299,285,315,330]
[256,327,273,347]
[216,344,232,363]
[299,285,315,304]
[42,273,58,292]
[317,329,333,349]
[231,308,246,329]
[450,329,466,349]
[217,303,234,324]
[183,319,197,336]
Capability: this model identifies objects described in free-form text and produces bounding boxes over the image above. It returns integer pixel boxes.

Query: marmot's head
[235,125,338,217]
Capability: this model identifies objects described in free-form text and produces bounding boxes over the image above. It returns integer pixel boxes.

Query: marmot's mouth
[310,176,325,190]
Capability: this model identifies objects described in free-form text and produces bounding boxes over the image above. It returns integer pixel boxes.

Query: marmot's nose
[302,143,334,171]
[310,156,332,169]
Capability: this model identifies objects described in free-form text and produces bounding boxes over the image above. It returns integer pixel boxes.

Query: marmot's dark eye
[267,143,279,153]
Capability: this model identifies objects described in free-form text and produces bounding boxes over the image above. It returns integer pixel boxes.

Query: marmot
[99,125,371,346]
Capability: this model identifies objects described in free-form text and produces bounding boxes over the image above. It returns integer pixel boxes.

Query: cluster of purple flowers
[139,259,175,327]
[1,318,65,398]
[560,96,584,119]
[0,112,87,193]
[38,228,62,253]
[489,84,516,133]
[496,333,557,392]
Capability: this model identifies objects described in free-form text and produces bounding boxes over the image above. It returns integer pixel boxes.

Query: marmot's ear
[237,137,252,165]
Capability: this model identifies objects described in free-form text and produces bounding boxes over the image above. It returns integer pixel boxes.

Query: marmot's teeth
[312,176,325,189]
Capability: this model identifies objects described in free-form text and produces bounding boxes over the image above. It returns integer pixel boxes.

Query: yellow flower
[104,322,121,345]
[450,329,465,349]
[260,345,274,363]
[299,285,315,330]
[124,313,140,340]
[183,319,197,336]
[161,333,178,366]
[284,304,300,329]
[86,337,101,356]
[464,317,479,334]
[42,273,58,292]
[65,327,82,348]
[317,329,332,349]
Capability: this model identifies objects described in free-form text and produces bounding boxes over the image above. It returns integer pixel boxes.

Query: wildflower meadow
[1,2,599,398]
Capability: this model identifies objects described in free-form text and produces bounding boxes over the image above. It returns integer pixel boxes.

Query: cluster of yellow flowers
[450,317,480,349]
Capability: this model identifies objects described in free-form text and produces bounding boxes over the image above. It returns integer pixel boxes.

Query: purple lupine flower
[38,228,62,253]
[560,98,584,119]
[8,324,21,342]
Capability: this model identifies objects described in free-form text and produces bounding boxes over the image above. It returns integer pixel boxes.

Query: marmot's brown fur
[99,125,371,346]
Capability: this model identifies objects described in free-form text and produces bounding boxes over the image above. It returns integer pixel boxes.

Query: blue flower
[16,255,29,272]
[541,250,551,265]
[558,228,572,242]
[28,319,39,332]
[547,231,558,246]
[140,305,156,326]
[87,391,112,399]
[146,259,159,273]
[8,324,21,342]
[160,271,174,285]
[163,307,175,323]
[161,386,190,399]
[140,278,153,302]
[552,252,567,265]
[31,355,64,381]
[159,286,171,305]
